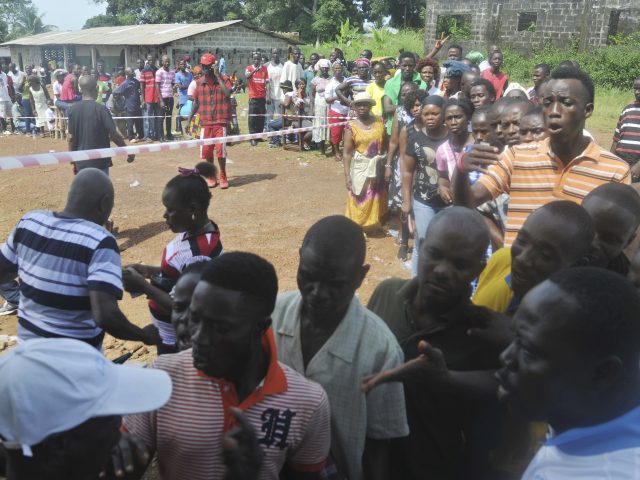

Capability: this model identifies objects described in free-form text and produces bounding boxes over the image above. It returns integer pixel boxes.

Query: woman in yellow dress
[343,92,388,228]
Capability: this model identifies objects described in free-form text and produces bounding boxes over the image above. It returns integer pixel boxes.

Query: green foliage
[312,0,348,42]
[435,15,471,41]
[83,13,136,29]
[334,19,361,48]
[301,28,424,60]
[502,40,640,90]
[1,0,56,41]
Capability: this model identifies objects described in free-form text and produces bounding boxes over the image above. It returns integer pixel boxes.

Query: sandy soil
[0,133,410,362]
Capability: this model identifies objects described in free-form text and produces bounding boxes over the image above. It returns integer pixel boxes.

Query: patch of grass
[587,88,632,146]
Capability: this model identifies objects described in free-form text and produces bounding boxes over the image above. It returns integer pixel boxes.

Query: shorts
[200,124,227,160]
[328,109,346,145]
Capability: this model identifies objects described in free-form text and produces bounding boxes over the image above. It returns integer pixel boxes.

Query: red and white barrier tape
[0,121,348,170]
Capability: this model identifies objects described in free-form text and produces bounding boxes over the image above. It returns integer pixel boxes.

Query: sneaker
[0,301,18,316]
[219,171,229,189]
[206,176,218,188]
[250,139,257,146]
[3,130,10,135]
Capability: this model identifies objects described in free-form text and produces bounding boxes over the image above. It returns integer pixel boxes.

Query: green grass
[587,88,633,146]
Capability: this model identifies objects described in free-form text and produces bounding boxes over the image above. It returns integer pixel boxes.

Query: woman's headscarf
[315,58,332,70]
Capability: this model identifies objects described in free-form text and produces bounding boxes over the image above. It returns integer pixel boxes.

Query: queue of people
[2,38,640,480]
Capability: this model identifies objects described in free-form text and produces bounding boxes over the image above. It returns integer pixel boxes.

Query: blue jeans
[145,103,161,140]
[21,99,33,133]
[267,118,284,144]
[0,280,20,305]
[411,200,446,276]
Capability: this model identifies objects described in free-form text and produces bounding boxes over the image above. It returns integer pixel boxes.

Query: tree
[11,6,56,38]
[92,0,371,42]
[83,13,136,29]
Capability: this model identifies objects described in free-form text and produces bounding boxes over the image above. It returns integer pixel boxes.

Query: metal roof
[1,20,301,46]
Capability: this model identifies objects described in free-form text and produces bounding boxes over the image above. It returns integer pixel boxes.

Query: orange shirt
[478,138,630,246]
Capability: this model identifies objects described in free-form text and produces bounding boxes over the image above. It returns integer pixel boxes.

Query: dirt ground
[0,133,410,362]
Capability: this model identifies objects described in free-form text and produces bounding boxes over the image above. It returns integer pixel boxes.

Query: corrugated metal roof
[1,20,300,46]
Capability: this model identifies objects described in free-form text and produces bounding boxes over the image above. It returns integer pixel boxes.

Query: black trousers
[126,113,144,140]
[248,97,266,134]
[161,96,174,138]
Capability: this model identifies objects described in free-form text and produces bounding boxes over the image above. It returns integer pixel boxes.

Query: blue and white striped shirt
[0,210,123,340]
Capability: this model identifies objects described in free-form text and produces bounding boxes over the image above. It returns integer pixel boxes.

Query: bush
[300,28,424,61]
[301,28,640,90]
[503,41,640,90]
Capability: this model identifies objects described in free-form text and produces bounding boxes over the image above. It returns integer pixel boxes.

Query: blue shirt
[113,78,142,113]
[175,70,193,105]
[0,211,123,340]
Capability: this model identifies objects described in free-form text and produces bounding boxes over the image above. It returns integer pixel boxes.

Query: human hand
[345,174,353,192]
[213,64,220,77]
[106,432,151,478]
[631,162,640,182]
[384,165,393,182]
[460,144,500,174]
[361,341,448,393]
[125,264,152,278]
[434,32,450,51]
[122,267,147,293]
[222,408,264,480]
[466,306,514,349]
[438,184,453,204]
[141,324,161,346]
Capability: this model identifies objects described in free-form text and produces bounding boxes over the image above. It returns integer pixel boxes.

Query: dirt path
[0,134,410,361]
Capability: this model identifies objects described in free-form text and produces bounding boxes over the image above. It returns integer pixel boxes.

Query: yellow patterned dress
[345,117,388,227]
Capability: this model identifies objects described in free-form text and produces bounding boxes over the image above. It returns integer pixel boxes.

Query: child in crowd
[123,165,223,353]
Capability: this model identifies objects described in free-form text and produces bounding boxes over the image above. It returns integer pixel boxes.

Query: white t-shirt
[187,79,197,98]
[324,77,348,115]
[52,81,62,98]
[267,62,284,100]
[523,405,640,480]
[8,70,26,94]
[280,61,304,87]
[0,72,11,102]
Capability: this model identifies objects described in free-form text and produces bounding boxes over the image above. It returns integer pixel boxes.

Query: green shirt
[383,71,426,133]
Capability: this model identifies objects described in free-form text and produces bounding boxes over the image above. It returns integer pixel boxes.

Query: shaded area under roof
[1,20,301,46]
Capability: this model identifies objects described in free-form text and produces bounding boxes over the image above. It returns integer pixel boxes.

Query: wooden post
[91,47,97,68]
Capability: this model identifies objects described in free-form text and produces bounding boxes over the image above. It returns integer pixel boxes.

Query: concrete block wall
[424,0,638,53]
[170,25,294,78]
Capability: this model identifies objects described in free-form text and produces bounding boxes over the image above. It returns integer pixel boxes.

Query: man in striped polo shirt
[0,169,160,348]
[453,66,630,247]
[123,253,331,479]
[611,75,640,182]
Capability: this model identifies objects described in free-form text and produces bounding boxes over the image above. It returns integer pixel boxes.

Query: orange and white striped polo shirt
[478,138,630,246]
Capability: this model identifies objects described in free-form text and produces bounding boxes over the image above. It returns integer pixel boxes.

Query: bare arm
[335,80,351,106]
[309,82,316,116]
[382,95,396,116]
[385,113,400,171]
[89,291,159,344]
[401,130,416,215]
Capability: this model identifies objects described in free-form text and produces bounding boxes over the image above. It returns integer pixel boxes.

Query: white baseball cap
[0,338,172,455]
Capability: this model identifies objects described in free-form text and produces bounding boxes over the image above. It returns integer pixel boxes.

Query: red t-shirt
[140,67,158,103]
[245,64,268,99]
[481,69,509,99]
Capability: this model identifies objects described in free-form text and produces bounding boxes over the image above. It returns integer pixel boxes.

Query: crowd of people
[1,36,640,480]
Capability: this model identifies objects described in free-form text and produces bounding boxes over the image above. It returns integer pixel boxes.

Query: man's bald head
[78,75,97,100]
[65,169,114,226]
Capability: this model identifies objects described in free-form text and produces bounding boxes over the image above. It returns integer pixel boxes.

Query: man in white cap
[0,338,172,480]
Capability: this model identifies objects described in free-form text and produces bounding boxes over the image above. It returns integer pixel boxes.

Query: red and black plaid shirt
[193,74,232,126]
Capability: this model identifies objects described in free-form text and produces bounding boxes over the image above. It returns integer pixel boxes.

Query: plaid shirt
[193,74,232,126]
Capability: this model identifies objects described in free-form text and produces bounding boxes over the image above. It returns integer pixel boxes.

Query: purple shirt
[155,68,175,99]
